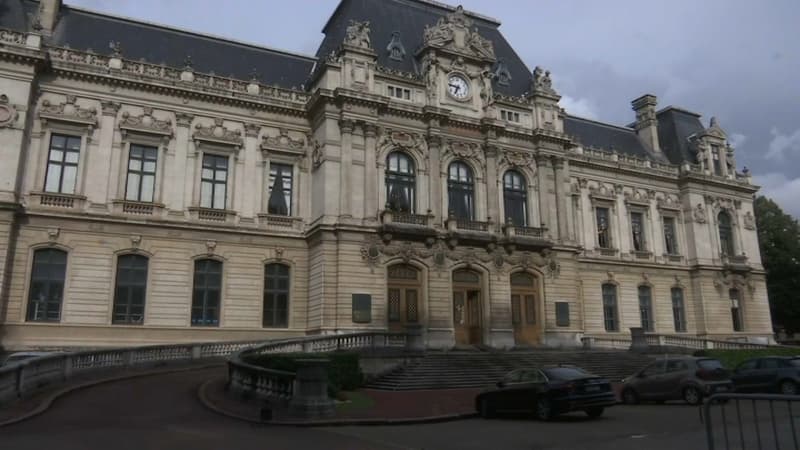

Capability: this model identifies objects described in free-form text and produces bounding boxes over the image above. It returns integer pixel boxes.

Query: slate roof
[656,107,704,165]
[315,0,533,97]
[564,115,669,162]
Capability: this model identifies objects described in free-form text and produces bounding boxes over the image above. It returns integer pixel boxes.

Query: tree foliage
[754,196,800,333]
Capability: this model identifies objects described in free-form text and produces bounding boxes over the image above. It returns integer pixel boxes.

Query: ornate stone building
[0,0,772,350]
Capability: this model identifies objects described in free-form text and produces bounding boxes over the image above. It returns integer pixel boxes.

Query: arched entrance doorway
[510,272,540,346]
[452,269,483,345]
[386,264,421,332]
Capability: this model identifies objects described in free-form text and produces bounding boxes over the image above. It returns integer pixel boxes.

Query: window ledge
[112,199,165,217]
[631,250,653,260]
[30,191,87,210]
[663,253,684,263]
[188,206,237,223]
[257,213,304,231]
[593,247,619,257]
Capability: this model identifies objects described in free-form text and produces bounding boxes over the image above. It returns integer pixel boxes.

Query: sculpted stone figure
[693,203,707,223]
[344,20,371,49]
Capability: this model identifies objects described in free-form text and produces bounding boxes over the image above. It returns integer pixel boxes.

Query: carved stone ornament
[344,20,372,50]
[311,139,324,169]
[531,66,557,96]
[360,235,385,268]
[205,240,217,255]
[120,107,173,137]
[260,128,306,156]
[193,118,243,147]
[384,129,424,151]
[274,247,285,261]
[492,59,512,86]
[500,150,536,169]
[693,203,707,223]
[39,95,98,128]
[130,234,141,249]
[0,94,18,128]
[47,227,60,243]
[743,211,756,230]
[386,31,406,61]
[422,6,495,60]
[444,140,483,164]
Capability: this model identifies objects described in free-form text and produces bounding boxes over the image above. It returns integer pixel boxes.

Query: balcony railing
[31,191,86,209]
[392,212,429,226]
[456,218,490,232]
[504,225,547,239]
[257,213,304,231]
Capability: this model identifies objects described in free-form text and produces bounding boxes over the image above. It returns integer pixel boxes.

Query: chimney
[36,0,62,35]
[631,94,660,153]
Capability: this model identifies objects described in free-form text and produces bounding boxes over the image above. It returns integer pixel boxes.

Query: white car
[1,352,57,367]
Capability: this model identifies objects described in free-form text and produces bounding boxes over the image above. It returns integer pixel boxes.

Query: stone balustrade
[582,333,795,352]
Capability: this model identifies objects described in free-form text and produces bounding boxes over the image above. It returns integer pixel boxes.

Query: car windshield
[542,367,591,380]
[697,359,724,370]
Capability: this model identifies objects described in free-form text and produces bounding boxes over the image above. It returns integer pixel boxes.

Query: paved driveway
[0,367,719,450]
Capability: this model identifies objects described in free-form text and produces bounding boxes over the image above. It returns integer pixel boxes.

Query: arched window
[385,152,415,213]
[503,170,527,226]
[113,254,148,324]
[264,263,290,328]
[448,161,474,220]
[671,287,686,332]
[26,248,67,322]
[192,259,222,326]
[601,283,618,332]
[638,285,653,332]
[718,211,735,256]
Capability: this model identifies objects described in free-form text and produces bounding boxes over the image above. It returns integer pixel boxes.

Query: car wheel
[534,397,553,421]
[683,386,702,405]
[779,380,798,396]
[622,388,639,405]
[585,407,604,418]
[479,398,495,419]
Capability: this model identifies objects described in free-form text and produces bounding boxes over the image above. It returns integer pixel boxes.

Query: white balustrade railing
[585,333,796,352]
[0,339,268,406]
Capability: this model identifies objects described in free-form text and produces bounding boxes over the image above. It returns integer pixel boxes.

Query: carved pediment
[382,129,424,150]
[500,150,535,169]
[119,107,173,137]
[39,95,97,128]
[422,6,495,61]
[193,118,243,147]
[260,128,306,156]
[444,139,483,163]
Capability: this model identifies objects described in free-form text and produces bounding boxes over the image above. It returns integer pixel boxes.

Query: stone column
[536,156,551,232]
[363,123,378,221]
[427,135,443,224]
[553,156,569,241]
[287,359,335,419]
[484,145,499,229]
[241,123,260,218]
[173,113,194,211]
[338,119,354,218]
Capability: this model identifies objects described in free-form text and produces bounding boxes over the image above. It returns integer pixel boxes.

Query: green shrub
[694,348,800,369]
[242,351,363,397]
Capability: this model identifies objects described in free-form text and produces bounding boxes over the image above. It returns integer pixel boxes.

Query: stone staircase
[366,349,655,390]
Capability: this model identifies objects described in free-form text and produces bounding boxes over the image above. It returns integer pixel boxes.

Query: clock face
[447,75,470,100]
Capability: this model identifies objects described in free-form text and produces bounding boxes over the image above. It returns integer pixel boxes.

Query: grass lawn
[335,390,375,413]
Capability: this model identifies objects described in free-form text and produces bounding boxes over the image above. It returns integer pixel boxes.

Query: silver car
[621,357,733,405]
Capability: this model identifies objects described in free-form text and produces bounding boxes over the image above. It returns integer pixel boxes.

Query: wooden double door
[387,264,420,332]
[453,269,483,345]
[510,272,540,346]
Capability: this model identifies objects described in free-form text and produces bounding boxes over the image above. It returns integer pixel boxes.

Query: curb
[197,378,478,427]
[0,362,224,428]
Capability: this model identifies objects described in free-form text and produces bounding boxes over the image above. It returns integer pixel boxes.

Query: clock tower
[417,6,497,117]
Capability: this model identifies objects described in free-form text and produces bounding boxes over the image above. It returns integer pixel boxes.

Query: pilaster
[484,145,499,229]
[173,113,193,212]
[338,118,354,218]
[363,123,378,221]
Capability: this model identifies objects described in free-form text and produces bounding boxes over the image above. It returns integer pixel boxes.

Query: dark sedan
[475,366,616,420]
[732,356,800,395]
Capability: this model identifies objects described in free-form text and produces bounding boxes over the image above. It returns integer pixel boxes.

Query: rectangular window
[671,287,686,332]
[638,286,653,332]
[200,154,228,209]
[663,217,678,255]
[263,264,290,327]
[631,212,646,251]
[596,207,611,249]
[352,293,372,324]
[113,254,148,324]
[267,163,293,216]
[500,110,520,123]
[125,144,158,202]
[387,85,411,100]
[730,289,743,332]
[192,259,222,326]
[555,302,570,327]
[26,249,67,322]
[602,284,618,332]
[44,134,81,194]
[510,294,521,325]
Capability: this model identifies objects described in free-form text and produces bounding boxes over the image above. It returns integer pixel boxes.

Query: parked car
[731,356,800,395]
[475,365,616,420]
[621,356,733,405]
[1,352,56,367]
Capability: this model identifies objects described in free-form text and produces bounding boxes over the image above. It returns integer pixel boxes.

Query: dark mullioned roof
[0,0,707,164]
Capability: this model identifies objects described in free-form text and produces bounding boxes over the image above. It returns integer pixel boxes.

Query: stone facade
[0,0,772,350]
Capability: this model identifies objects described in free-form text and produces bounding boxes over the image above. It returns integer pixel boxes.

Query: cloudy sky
[68,0,800,217]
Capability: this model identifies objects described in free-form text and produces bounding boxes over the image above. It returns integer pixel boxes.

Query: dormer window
[500,110,520,123]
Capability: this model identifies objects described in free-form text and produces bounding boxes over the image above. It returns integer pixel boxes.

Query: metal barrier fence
[703,393,800,450]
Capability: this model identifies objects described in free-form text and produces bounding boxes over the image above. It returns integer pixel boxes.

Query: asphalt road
[0,367,783,450]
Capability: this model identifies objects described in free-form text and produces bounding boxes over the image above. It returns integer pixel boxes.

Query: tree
[754,196,800,333]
